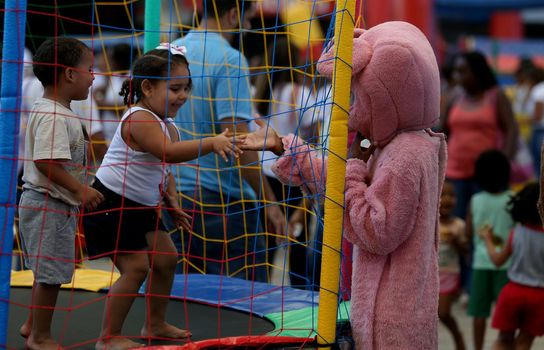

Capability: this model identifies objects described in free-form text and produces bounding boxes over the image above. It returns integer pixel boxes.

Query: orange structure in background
[490,11,524,39]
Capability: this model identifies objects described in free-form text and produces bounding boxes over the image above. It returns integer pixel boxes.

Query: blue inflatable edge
[139,274,319,318]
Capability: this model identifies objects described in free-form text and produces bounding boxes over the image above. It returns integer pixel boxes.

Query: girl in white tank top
[82,44,244,350]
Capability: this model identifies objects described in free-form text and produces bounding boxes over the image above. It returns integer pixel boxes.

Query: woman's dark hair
[204,0,253,17]
[508,182,541,226]
[119,48,191,105]
[254,35,303,116]
[33,37,90,88]
[460,51,498,92]
[474,149,510,193]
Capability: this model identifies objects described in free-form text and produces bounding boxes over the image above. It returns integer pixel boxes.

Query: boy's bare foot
[19,323,31,338]
[95,338,144,350]
[141,322,191,339]
[25,336,63,350]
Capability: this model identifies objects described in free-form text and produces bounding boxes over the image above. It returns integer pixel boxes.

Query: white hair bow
[156,42,187,56]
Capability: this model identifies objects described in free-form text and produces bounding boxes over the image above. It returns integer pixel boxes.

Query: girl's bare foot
[19,323,31,338]
[26,336,63,350]
[95,338,144,350]
[141,322,191,339]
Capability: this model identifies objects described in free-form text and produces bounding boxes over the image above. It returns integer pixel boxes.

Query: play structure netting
[0,0,359,348]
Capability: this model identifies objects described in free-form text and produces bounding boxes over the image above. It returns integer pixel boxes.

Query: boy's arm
[34,159,103,209]
[479,225,513,267]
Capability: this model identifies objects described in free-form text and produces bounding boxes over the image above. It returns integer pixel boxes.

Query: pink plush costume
[271,22,447,349]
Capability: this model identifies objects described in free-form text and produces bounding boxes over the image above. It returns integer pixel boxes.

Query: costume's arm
[343,158,420,255]
[271,134,327,195]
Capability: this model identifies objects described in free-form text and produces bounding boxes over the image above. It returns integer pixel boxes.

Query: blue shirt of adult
[172,31,257,202]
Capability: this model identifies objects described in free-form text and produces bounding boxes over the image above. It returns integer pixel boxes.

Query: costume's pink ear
[317,28,372,78]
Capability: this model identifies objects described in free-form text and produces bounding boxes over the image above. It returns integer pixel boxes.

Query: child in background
[467,150,515,350]
[18,37,105,350]
[438,180,467,350]
[480,182,544,349]
[82,43,243,350]
[253,35,316,288]
[93,43,138,143]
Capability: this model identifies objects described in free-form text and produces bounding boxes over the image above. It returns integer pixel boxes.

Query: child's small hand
[239,119,283,155]
[212,128,243,162]
[478,224,493,241]
[172,207,192,232]
[77,185,105,211]
[164,194,192,231]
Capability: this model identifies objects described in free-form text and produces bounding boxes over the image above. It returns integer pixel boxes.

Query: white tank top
[96,106,174,206]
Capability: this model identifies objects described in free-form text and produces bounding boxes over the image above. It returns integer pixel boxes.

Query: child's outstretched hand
[212,128,244,162]
[240,119,284,156]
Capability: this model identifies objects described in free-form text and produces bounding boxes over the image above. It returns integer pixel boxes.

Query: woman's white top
[96,106,172,206]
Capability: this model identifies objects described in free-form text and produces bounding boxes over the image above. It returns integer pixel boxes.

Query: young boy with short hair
[18,37,104,350]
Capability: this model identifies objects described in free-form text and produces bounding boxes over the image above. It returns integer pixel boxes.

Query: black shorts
[82,179,166,259]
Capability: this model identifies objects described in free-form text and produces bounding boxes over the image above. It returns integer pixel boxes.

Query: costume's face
[317,21,440,146]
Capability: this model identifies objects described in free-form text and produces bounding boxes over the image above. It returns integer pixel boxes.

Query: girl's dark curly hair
[33,37,90,88]
[508,182,541,226]
[119,48,191,105]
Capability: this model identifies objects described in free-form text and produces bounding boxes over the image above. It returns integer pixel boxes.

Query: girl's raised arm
[123,110,243,163]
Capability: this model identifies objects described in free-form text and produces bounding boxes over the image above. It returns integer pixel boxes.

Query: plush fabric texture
[273,21,446,349]
[317,21,440,147]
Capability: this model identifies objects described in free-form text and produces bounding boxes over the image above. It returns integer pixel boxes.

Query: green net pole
[144,0,161,51]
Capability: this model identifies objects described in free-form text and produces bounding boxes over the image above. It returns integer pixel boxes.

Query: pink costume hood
[317,21,440,146]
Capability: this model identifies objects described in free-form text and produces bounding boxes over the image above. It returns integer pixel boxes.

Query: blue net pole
[0,0,27,345]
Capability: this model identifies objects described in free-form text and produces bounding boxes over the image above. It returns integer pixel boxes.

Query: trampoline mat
[7,287,275,349]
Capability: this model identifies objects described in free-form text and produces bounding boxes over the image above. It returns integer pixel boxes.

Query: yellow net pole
[316,0,356,348]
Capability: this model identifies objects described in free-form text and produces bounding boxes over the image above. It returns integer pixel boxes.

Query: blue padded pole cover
[0,0,27,345]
